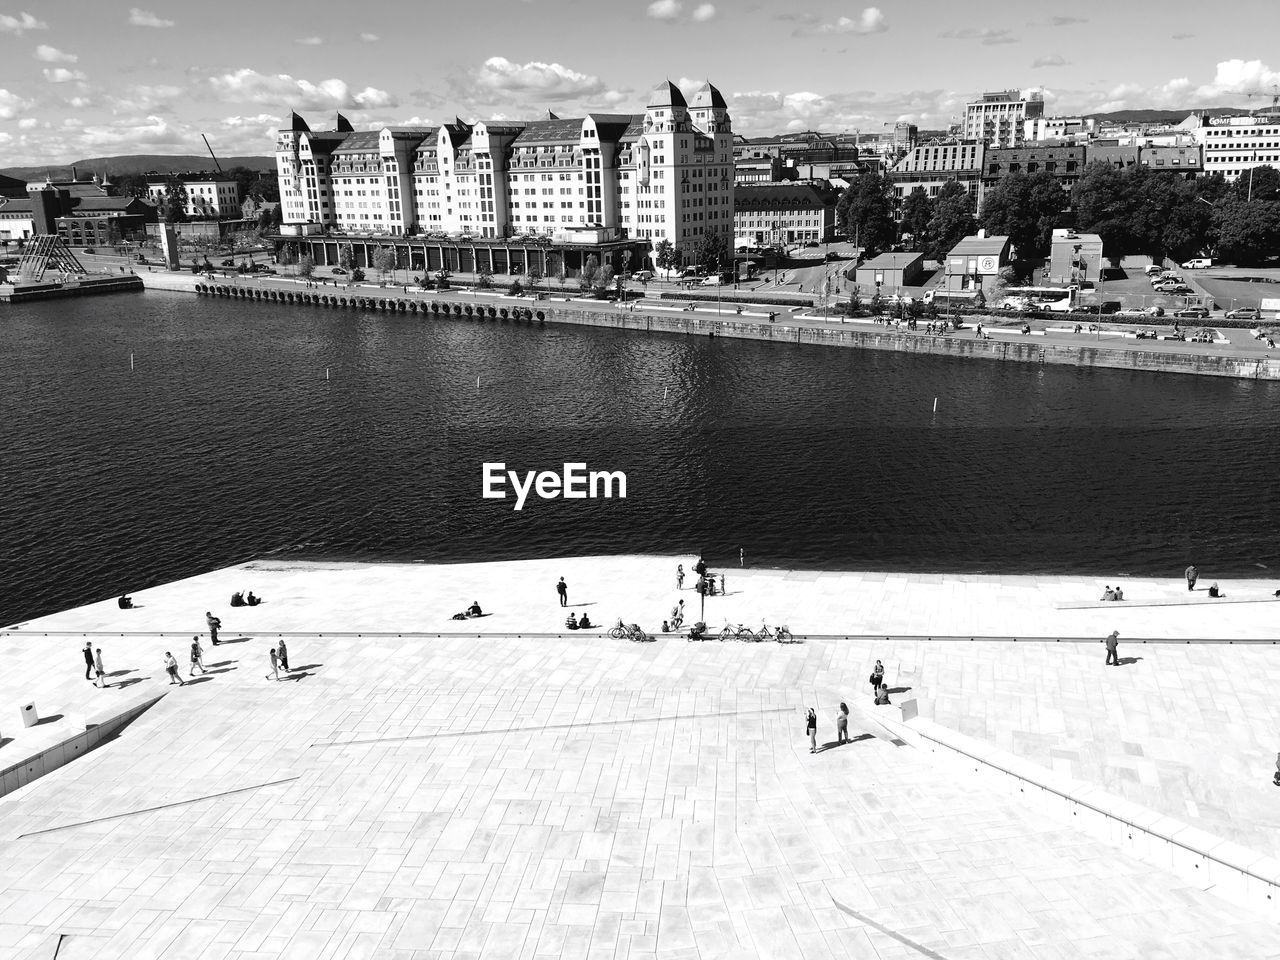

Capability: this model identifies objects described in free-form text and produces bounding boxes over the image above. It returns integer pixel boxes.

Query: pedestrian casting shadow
[106,669,135,678]
[34,714,65,726]
[289,663,323,672]
[565,601,598,607]
[114,677,147,688]
[887,686,912,695]
[279,671,315,682]
[206,661,236,669]
[1117,657,1144,666]
[0,737,12,749]
[205,667,237,674]
[817,734,874,752]
[218,637,252,644]
[184,676,214,685]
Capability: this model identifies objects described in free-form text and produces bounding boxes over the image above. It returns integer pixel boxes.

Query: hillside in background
[0,154,275,180]
[1082,107,1249,124]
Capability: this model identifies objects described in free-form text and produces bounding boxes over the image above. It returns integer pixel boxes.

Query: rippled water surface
[3,291,1278,625]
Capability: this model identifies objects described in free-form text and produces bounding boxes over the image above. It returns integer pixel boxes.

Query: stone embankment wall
[183,280,1280,382]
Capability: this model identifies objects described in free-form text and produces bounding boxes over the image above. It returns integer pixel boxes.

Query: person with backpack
[206,610,222,645]
[805,708,818,754]
[869,660,885,701]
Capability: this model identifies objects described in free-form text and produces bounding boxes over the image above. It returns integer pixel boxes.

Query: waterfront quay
[135,270,1280,382]
[2,556,1278,958]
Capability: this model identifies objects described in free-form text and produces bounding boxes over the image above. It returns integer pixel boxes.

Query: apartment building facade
[733,180,839,247]
[1184,112,1280,183]
[146,173,242,219]
[274,80,735,270]
[888,142,985,216]
[963,90,1045,147]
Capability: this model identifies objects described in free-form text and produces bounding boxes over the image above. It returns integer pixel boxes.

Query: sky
[1,0,1278,166]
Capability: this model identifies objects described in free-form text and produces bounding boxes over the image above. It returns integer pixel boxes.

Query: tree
[372,246,396,280]
[621,249,633,279]
[111,173,150,199]
[507,278,524,296]
[900,188,932,248]
[594,263,614,298]
[161,177,189,223]
[526,263,542,285]
[278,243,299,266]
[979,171,1064,259]
[692,230,727,275]
[654,238,679,277]
[1071,162,1140,267]
[1232,164,1280,203]
[477,268,494,289]
[926,182,976,261]
[297,255,314,279]
[579,254,599,292]
[339,243,355,272]
[836,171,895,255]
[1213,197,1280,266]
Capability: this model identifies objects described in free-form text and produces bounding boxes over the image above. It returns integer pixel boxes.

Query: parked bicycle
[609,618,651,642]
[719,620,755,641]
[758,621,795,643]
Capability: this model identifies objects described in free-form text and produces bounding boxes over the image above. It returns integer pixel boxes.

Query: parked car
[1144,264,1164,277]
[803,241,820,248]
[631,270,654,282]
[1181,258,1212,270]
[1154,283,1192,295]
[1224,307,1261,320]
[82,248,96,255]
[1173,307,1210,320]
[220,258,235,266]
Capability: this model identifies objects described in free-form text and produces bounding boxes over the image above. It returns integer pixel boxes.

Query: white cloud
[128,7,175,28]
[819,8,886,34]
[0,11,47,35]
[1194,59,1280,99]
[647,0,681,20]
[18,117,38,129]
[34,44,77,63]
[43,67,88,83]
[0,88,34,119]
[729,86,966,136]
[221,113,282,128]
[360,32,379,42]
[296,36,323,45]
[691,3,716,21]
[208,68,398,111]
[1032,54,1068,68]
[940,26,1017,45]
[474,57,606,101]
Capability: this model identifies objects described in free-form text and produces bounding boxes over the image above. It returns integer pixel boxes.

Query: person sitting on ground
[566,612,578,630]
[246,591,260,606]
[118,594,133,609]
[874,683,891,705]
[1208,583,1222,598]
[1101,586,1115,601]
[662,619,670,633]
[230,591,245,607]
[1113,586,1124,601]
[467,601,483,617]
[578,613,593,629]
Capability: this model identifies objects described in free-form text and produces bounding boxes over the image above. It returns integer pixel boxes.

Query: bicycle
[720,620,755,641]
[611,618,651,642]
[763,623,795,643]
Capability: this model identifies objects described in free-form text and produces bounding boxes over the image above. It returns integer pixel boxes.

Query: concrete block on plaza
[19,703,38,728]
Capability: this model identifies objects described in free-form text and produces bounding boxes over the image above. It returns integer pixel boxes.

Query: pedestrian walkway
[1,557,1278,958]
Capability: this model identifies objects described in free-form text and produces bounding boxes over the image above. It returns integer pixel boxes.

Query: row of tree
[836,163,1280,267]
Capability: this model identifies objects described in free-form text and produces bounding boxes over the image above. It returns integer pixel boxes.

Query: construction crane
[1245,83,1279,114]
[201,134,223,173]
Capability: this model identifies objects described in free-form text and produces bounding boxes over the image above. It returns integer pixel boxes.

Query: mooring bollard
[20,702,38,728]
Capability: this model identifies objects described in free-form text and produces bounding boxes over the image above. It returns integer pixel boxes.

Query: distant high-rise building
[893,122,918,154]
[963,90,1045,147]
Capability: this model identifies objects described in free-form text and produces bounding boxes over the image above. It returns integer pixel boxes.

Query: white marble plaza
[1,556,1278,959]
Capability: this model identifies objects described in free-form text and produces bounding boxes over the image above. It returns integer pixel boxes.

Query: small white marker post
[325,367,330,381]
[933,397,938,412]
[664,386,668,401]
[477,376,481,390]
[130,353,134,371]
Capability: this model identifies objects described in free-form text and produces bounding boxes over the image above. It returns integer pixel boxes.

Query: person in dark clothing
[118,594,133,609]
[556,577,568,607]
[82,641,95,681]
[1105,630,1120,666]
[206,611,221,645]
[694,556,707,578]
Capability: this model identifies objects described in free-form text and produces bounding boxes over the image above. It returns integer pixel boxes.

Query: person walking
[190,636,206,675]
[164,652,185,685]
[719,573,726,595]
[869,660,885,700]
[277,637,289,672]
[93,647,107,688]
[1185,564,1198,592]
[556,577,568,607]
[82,641,96,681]
[739,547,744,568]
[1105,630,1120,666]
[676,564,684,590]
[836,702,850,744]
[206,610,222,645]
[806,708,818,754]
[267,646,280,681]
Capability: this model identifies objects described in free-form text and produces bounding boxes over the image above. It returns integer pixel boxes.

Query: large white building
[1181,111,1280,184]
[274,80,735,268]
[145,174,241,219]
[963,90,1045,147]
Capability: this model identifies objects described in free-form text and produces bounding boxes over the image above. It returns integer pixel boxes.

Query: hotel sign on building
[1185,112,1280,183]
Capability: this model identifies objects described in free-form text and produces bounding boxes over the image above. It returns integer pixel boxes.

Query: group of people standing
[805,660,891,753]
